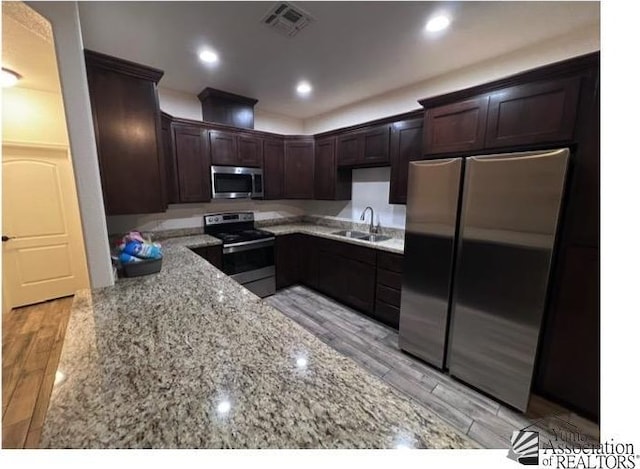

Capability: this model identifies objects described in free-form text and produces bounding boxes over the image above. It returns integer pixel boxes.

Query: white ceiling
[77,1,600,119]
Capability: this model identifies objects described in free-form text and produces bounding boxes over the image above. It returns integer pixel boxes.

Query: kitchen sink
[361,234,391,242]
[331,231,391,243]
[331,230,369,239]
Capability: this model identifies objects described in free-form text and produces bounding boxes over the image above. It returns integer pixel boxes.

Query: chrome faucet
[360,206,379,234]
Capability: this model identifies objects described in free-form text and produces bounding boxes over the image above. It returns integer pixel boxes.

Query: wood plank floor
[2,296,74,449]
[266,285,600,449]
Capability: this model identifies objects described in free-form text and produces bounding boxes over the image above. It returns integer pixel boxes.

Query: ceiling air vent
[261,2,314,37]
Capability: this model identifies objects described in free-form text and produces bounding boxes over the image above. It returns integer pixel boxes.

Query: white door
[2,142,89,308]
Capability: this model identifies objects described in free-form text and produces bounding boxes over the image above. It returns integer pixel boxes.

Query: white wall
[2,87,69,146]
[106,200,306,234]
[157,87,202,120]
[28,0,114,288]
[157,86,304,134]
[305,167,406,229]
[254,109,304,135]
[303,24,600,134]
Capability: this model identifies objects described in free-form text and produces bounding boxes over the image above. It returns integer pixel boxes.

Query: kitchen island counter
[41,235,471,448]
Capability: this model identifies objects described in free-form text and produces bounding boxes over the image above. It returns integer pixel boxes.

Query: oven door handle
[223,238,275,254]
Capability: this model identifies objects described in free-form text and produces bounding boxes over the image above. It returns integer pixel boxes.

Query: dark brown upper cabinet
[423,96,489,155]
[161,114,179,204]
[84,50,166,215]
[362,124,391,165]
[337,124,391,167]
[337,132,360,167]
[198,87,258,129]
[173,124,211,203]
[485,76,581,148]
[237,134,263,167]
[314,137,352,200]
[389,118,423,204]
[209,130,238,166]
[263,138,285,200]
[284,139,315,199]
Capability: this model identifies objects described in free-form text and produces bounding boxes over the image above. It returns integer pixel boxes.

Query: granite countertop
[40,234,471,448]
[261,223,405,254]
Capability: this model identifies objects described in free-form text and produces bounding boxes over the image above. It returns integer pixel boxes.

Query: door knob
[2,235,11,242]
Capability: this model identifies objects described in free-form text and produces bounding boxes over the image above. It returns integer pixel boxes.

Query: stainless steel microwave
[211,166,264,199]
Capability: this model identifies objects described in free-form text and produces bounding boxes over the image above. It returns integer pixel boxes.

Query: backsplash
[304,167,407,229]
[106,167,408,239]
[106,200,306,235]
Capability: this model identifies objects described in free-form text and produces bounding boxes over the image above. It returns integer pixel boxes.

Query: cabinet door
[263,138,285,200]
[299,235,319,290]
[424,96,489,155]
[161,115,179,204]
[341,257,376,314]
[173,125,211,203]
[316,239,376,314]
[534,246,599,419]
[389,118,423,204]
[85,63,166,214]
[317,248,344,300]
[191,245,222,269]
[209,130,238,166]
[284,140,314,199]
[485,76,581,148]
[362,124,390,165]
[276,234,300,289]
[237,134,263,167]
[314,137,336,200]
[336,132,360,167]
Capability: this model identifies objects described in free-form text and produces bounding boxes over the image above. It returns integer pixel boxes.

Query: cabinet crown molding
[84,49,164,83]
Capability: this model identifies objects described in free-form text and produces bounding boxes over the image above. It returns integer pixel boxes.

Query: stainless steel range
[204,212,275,298]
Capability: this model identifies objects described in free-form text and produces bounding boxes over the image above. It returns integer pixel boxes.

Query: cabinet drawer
[374,301,400,329]
[377,268,402,290]
[376,284,401,307]
[377,251,404,273]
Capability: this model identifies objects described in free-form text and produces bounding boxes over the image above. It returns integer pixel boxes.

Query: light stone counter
[261,224,404,254]
[40,234,472,448]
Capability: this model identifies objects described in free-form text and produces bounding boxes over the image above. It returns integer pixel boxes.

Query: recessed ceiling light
[198,50,219,64]
[425,15,451,33]
[1,68,20,87]
[296,81,312,96]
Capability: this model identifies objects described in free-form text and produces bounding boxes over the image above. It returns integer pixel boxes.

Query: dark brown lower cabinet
[190,245,223,269]
[316,238,376,315]
[274,234,401,327]
[374,251,404,328]
[275,234,301,290]
[299,235,319,289]
[534,247,599,421]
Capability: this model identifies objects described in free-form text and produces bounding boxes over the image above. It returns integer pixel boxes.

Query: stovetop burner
[203,212,274,245]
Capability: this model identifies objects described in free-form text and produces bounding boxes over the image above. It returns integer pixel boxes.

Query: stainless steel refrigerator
[399,148,569,411]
